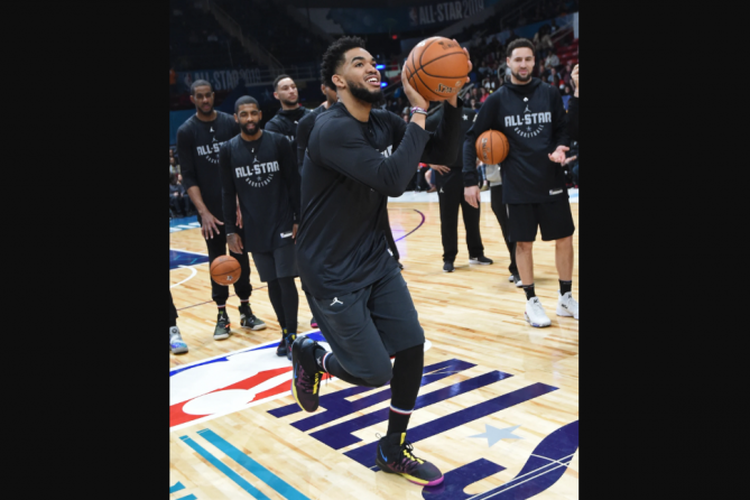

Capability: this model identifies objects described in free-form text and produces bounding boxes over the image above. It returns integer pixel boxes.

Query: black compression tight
[266,277,299,333]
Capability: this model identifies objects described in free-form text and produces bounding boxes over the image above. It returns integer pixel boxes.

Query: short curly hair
[320,36,367,90]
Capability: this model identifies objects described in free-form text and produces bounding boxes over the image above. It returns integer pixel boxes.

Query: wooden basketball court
[170,196,579,499]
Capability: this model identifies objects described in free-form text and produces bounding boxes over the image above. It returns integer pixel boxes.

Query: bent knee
[361,362,393,387]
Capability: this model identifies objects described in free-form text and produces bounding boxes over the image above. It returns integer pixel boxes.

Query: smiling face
[334,47,383,104]
[234,103,262,139]
[507,47,535,84]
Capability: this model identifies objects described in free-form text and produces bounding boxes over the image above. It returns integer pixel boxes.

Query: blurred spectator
[170,172,195,218]
[547,67,560,87]
[479,87,489,104]
[561,84,572,110]
[559,61,574,87]
[169,148,180,175]
[545,49,560,69]
[536,60,549,80]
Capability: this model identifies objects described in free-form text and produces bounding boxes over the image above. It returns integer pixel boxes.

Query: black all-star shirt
[462,77,569,204]
[218,130,300,254]
[176,111,240,218]
[264,106,312,163]
[296,99,463,298]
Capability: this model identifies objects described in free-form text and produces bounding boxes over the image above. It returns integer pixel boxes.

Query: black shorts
[251,243,298,282]
[304,268,425,382]
[506,199,575,242]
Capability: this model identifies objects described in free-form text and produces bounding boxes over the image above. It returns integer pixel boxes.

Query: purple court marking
[393,208,426,242]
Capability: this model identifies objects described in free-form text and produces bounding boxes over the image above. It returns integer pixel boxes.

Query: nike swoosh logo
[379,447,388,463]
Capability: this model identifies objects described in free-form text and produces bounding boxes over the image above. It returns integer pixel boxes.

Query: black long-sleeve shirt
[296,99,463,298]
[218,130,300,254]
[567,95,578,141]
[176,111,240,218]
[265,106,312,163]
[425,105,477,188]
[462,77,569,204]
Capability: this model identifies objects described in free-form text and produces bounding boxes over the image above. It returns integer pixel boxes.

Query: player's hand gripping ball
[404,36,470,101]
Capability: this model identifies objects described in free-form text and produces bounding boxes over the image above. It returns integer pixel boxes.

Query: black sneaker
[290,336,323,412]
[443,261,454,273]
[310,317,318,329]
[275,330,288,357]
[375,433,444,486]
[213,309,231,340]
[283,329,297,361]
[469,255,493,265]
[239,303,266,331]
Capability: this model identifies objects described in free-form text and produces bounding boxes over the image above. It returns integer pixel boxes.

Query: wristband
[410,106,427,116]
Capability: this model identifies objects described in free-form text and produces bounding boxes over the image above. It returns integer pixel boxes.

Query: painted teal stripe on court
[176,495,197,500]
[180,435,272,500]
[197,429,311,500]
[170,481,185,494]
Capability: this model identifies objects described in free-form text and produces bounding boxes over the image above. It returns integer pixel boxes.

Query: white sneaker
[556,291,578,319]
[525,297,551,327]
[170,326,188,354]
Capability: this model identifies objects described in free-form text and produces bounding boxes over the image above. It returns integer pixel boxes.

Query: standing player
[177,80,266,340]
[220,96,301,359]
[463,38,578,327]
[265,74,312,157]
[292,36,470,487]
[425,103,493,272]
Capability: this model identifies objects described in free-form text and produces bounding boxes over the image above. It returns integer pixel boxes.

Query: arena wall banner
[303,0,505,35]
[176,67,265,93]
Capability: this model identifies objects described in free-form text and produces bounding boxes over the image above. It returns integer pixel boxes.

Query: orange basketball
[475,129,509,165]
[210,255,241,286]
[404,36,469,101]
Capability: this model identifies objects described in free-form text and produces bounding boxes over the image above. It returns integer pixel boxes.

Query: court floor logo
[170,333,434,431]
[170,332,325,431]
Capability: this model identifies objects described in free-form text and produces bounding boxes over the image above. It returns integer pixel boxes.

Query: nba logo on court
[170,332,330,431]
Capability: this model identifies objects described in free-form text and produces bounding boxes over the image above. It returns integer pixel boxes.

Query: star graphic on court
[469,424,523,447]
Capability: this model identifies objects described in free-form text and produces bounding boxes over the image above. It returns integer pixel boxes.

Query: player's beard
[197,104,214,117]
[281,97,298,107]
[347,78,384,105]
[243,121,259,136]
[511,69,532,83]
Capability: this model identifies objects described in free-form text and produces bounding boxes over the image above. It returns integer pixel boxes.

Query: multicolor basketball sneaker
[375,433,444,486]
[290,336,323,412]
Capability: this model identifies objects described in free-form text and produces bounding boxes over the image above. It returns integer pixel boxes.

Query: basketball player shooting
[291,36,470,487]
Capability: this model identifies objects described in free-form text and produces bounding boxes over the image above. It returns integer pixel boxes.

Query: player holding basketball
[291,36,469,487]
[177,80,266,340]
[463,38,578,327]
[220,96,301,359]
